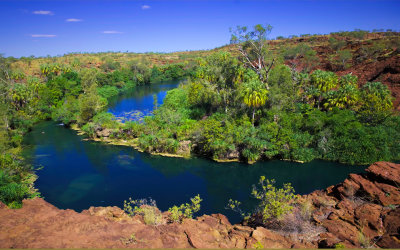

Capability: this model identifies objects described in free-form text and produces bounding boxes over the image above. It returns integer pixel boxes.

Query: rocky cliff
[0,161,399,248]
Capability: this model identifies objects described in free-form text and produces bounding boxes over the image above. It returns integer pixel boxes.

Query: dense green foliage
[110,45,399,165]
[0,53,193,207]
[0,58,40,207]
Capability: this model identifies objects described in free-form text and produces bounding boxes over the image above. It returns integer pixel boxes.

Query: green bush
[92,112,119,129]
[251,176,297,222]
[226,176,297,225]
[97,85,119,99]
[328,37,346,51]
[168,195,202,223]
[0,170,38,208]
[123,197,162,225]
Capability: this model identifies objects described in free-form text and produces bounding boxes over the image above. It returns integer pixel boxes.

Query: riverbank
[70,124,188,158]
[1,161,399,248]
[71,124,311,164]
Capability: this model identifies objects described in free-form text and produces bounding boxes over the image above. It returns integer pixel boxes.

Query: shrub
[97,85,119,99]
[142,206,163,225]
[358,230,372,248]
[227,177,297,225]
[123,197,162,225]
[251,176,297,222]
[81,122,97,138]
[328,37,346,51]
[253,241,264,249]
[0,170,38,208]
[334,243,345,249]
[168,195,202,223]
[303,49,320,72]
[92,112,119,129]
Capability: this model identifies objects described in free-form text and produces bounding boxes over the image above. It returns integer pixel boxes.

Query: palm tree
[323,84,360,111]
[243,80,268,126]
[310,70,338,93]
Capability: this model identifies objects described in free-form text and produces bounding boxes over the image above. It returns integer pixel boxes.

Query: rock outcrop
[0,161,399,248]
[312,161,400,248]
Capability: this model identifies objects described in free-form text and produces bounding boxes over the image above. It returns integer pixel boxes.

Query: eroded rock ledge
[0,161,399,248]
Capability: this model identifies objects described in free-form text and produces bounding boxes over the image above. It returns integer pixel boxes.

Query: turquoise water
[23,81,365,223]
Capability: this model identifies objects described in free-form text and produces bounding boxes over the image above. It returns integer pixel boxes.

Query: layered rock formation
[310,161,400,248]
[0,161,399,248]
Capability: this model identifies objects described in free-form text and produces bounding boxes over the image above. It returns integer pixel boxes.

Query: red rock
[366,162,400,186]
[380,207,400,248]
[327,212,339,220]
[349,173,392,205]
[374,181,400,205]
[337,178,360,198]
[318,232,341,248]
[251,227,291,248]
[83,206,132,222]
[322,219,360,247]
[355,204,382,230]
[211,213,232,226]
[335,199,356,223]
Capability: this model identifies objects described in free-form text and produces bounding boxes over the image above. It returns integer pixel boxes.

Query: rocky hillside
[0,161,399,248]
[277,33,400,110]
[8,31,400,110]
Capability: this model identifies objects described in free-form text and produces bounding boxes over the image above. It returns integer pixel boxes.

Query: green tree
[328,37,346,51]
[230,24,275,85]
[80,68,98,93]
[78,85,107,124]
[338,50,352,69]
[168,195,202,223]
[303,49,320,72]
[268,64,300,111]
[193,52,241,113]
[242,80,268,125]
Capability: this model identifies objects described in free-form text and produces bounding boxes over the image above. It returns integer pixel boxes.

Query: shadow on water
[23,80,367,224]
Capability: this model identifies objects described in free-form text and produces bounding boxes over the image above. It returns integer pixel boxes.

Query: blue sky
[1,0,400,57]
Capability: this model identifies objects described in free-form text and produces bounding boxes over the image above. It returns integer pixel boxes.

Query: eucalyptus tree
[230,24,275,86]
[78,84,107,124]
[242,80,268,126]
[80,68,99,93]
[193,52,240,113]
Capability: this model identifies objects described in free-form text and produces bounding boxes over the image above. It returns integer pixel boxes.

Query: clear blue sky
[1,0,399,57]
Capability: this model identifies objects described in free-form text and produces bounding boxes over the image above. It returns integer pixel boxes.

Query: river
[23,80,365,223]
